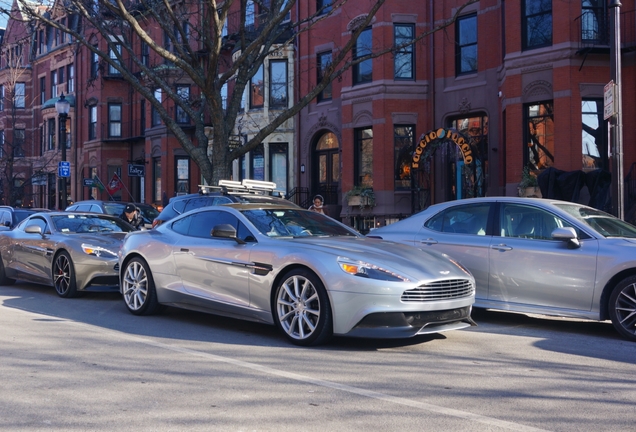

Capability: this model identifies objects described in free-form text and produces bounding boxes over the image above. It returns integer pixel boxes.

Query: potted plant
[345,186,376,209]
[518,166,541,197]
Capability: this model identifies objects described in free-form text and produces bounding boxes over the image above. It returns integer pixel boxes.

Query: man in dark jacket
[119,203,142,229]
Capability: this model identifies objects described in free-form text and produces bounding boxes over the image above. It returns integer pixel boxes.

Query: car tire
[609,276,636,342]
[53,251,79,298]
[122,257,160,316]
[273,268,333,346]
[0,258,15,285]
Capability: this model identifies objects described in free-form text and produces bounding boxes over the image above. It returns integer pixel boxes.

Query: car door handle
[419,238,438,245]
[490,244,512,251]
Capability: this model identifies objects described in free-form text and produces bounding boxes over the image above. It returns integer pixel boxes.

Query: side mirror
[551,227,580,249]
[25,225,43,235]
[211,223,245,244]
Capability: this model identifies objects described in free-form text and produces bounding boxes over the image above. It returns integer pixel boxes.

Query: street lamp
[56,93,70,210]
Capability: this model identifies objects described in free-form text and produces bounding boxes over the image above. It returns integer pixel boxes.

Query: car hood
[70,232,128,247]
[282,236,473,281]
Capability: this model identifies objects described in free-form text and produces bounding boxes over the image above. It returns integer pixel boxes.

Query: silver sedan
[118,204,476,346]
[370,197,636,341]
[0,212,134,297]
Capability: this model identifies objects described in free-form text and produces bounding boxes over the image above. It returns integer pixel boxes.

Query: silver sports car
[370,197,636,341]
[0,212,135,297]
[118,204,476,346]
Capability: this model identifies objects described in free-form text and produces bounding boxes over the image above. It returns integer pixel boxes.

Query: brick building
[296,0,636,231]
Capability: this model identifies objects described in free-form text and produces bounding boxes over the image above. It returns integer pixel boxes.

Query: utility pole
[56,93,70,210]
[610,0,624,219]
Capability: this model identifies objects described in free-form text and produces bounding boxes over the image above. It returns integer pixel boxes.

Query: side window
[75,204,92,212]
[184,197,215,213]
[24,217,47,233]
[172,199,187,214]
[0,210,9,226]
[425,204,491,235]
[188,210,256,242]
[171,214,192,235]
[212,197,233,205]
[500,203,574,240]
[89,205,103,213]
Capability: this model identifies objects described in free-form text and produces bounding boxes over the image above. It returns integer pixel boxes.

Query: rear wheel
[273,269,332,346]
[122,258,160,315]
[0,258,15,285]
[609,276,636,342]
[53,251,78,298]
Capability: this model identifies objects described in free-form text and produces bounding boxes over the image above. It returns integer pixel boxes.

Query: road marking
[7,305,549,432]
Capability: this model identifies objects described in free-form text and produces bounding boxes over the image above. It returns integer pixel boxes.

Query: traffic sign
[58,161,70,178]
[604,81,615,120]
[83,178,95,187]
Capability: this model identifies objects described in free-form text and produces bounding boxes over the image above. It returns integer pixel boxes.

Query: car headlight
[337,257,410,282]
[81,244,117,258]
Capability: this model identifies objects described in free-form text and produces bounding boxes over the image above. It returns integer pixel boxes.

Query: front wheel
[53,251,78,298]
[273,269,332,346]
[121,258,160,315]
[609,276,636,341]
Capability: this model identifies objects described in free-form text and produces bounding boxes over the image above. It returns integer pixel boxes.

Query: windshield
[51,214,134,233]
[555,204,636,238]
[242,209,358,238]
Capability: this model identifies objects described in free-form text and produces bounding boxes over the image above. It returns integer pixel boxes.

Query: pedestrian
[308,194,325,214]
[119,203,142,229]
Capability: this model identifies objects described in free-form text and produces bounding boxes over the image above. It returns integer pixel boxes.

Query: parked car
[0,206,50,229]
[0,212,136,297]
[152,179,298,228]
[119,203,476,346]
[66,200,160,228]
[369,197,636,341]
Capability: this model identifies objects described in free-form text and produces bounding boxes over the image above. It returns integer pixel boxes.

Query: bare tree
[10,0,477,185]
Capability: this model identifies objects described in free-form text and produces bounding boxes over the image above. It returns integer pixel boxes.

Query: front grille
[401,279,474,302]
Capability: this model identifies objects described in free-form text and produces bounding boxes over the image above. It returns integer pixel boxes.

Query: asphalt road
[1,282,635,432]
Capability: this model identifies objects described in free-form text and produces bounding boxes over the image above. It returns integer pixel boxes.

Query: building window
[13,129,25,157]
[394,24,414,79]
[58,67,65,93]
[250,144,265,181]
[269,143,288,194]
[526,101,554,171]
[317,0,332,15]
[152,88,162,126]
[91,48,99,78]
[582,99,607,170]
[246,0,255,28]
[317,51,332,102]
[0,85,3,111]
[394,125,414,190]
[0,130,4,158]
[14,83,25,108]
[48,118,56,150]
[354,128,373,187]
[153,158,162,202]
[39,29,45,54]
[581,0,607,43]
[141,42,149,66]
[108,103,122,137]
[250,65,264,108]
[175,157,190,195]
[269,60,287,109]
[89,105,97,140]
[456,14,477,75]
[67,64,75,93]
[522,0,552,50]
[221,83,228,110]
[40,77,46,105]
[51,70,58,98]
[176,85,190,123]
[353,27,372,85]
[108,43,122,75]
